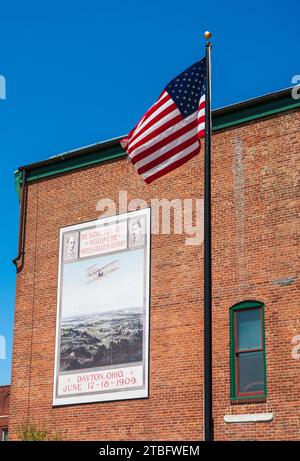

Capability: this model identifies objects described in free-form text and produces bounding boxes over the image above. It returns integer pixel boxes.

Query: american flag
[121,57,206,184]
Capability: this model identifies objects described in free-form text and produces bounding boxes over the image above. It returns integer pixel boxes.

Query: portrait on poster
[53,209,150,406]
[128,216,146,249]
[63,232,79,261]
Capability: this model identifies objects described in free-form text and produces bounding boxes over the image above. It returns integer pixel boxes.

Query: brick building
[10,88,300,440]
[0,386,10,441]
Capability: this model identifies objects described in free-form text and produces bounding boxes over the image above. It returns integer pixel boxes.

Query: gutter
[17,135,126,172]
[212,87,292,116]
[12,169,27,272]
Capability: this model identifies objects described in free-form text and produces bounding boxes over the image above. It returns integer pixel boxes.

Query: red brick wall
[9,109,300,440]
[0,386,10,440]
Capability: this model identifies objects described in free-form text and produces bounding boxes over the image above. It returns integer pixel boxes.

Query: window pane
[1,428,8,441]
[236,309,262,350]
[238,351,264,394]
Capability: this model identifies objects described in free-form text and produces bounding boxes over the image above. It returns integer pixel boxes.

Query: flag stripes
[121,58,206,184]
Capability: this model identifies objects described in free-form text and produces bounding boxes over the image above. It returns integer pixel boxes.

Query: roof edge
[14,86,300,192]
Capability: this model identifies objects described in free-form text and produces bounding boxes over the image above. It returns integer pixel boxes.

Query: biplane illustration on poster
[53,209,150,406]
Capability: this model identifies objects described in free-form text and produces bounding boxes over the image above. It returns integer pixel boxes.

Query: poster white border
[52,208,151,406]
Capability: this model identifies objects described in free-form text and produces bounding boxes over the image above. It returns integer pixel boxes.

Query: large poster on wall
[53,209,150,406]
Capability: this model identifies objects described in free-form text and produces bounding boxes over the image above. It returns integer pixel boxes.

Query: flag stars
[166,59,206,118]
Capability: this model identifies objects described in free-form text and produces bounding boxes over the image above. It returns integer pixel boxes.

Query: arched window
[230,301,267,399]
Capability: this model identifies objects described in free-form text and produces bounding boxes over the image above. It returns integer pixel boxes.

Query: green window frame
[230,300,267,400]
[1,428,8,441]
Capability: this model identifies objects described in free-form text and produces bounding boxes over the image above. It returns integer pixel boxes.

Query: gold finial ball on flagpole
[204,31,212,40]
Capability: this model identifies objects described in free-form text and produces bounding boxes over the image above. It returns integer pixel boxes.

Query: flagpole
[203,31,213,442]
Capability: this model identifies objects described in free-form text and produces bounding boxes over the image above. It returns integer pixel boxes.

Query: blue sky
[0,0,299,385]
